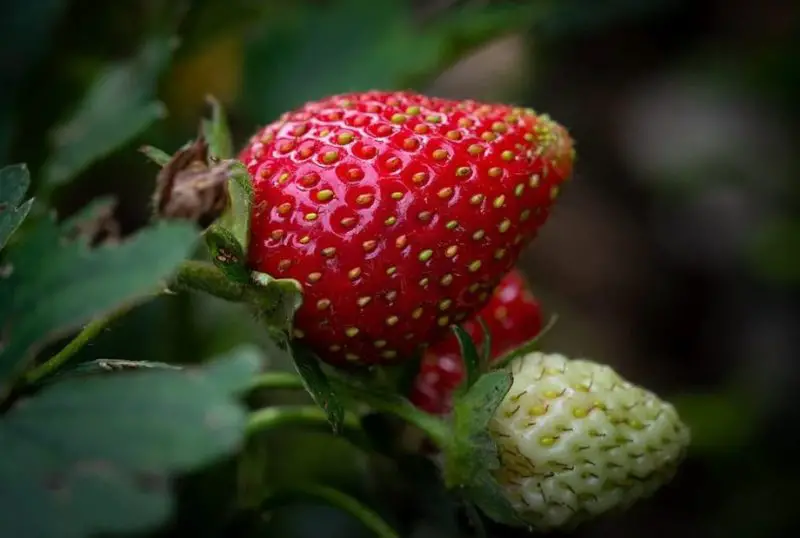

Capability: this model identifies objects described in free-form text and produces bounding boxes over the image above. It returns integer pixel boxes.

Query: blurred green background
[2,0,799,537]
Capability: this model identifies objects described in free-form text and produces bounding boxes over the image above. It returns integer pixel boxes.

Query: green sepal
[493,313,558,370]
[248,271,303,333]
[202,163,253,286]
[201,95,234,161]
[451,325,481,397]
[139,145,172,167]
[204,224,250,284]
[476,316,492,365]
[463,471,523,529]
[289,343,345,434]
[216,161,253,253]
[443,369,523,528]
[200,97,251,254]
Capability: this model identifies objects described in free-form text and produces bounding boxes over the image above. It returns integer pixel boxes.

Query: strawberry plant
[140,94,687,535]
[0,2,697,537]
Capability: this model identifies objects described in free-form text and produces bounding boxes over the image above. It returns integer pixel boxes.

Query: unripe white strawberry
[489,352,690,530]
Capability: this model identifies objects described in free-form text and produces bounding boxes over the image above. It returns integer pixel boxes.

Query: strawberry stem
[22,304,133,387]
[170,260,249,301]
[247,371,305,392]
[246,370,451,450]
[246,405,366,447]
[21,260,256,392]
[328,376,451,450]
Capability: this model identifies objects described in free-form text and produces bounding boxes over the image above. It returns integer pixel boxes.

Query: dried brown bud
[152,136,231,228]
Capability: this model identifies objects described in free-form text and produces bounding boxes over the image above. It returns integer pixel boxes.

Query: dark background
[2,0,799,537]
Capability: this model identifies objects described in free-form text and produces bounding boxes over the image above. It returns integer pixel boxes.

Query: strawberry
[490,352,690,530]
[411,269,543,414]
[240,91,574,366]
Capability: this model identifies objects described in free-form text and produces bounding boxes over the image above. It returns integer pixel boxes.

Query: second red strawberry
[411,269,543,414]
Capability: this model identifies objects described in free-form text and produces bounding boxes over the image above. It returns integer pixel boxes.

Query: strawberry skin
[411,269,543,414]
[491,352,690,530]
[240,91,574,366]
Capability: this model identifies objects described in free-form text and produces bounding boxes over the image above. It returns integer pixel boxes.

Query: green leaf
[199,344,264,394]
[329,373,449,449]
[140,145,173,167]
[0,348,259,538]
[202,96,234,160]
[290,344,344,433]
[452,325,481,394]
[0,163,34,250]
[242,0,545,122]
[177,0,282,52]
[40,37,175,189]
[51,359,182,383]
[0,216,198,391]
[444,370,522,527]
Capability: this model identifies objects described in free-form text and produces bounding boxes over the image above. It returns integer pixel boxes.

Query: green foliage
[40,37,174,190]
[0,345,260,538]
[241,0,547,122]
[0,164,34,250]
[0,1,725,536]
[0,200,198,390]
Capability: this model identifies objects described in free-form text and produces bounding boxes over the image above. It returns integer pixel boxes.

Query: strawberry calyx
[142,96,304,336]
[438,326,525,527]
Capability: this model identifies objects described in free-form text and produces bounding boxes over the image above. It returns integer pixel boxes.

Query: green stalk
[248,371,305,392]
[260,484,399,538]
[23,260,244,388]
[246,405,368,450]
[248,371,450,450]
[24,305,131,385]
[328,377,451,450]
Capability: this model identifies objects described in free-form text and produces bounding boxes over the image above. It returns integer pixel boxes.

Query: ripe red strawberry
[410,269,543,414]
[240,91,573,366]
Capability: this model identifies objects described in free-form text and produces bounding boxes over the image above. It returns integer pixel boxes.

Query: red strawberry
[411,269,543,414]
[240,91,573,366]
